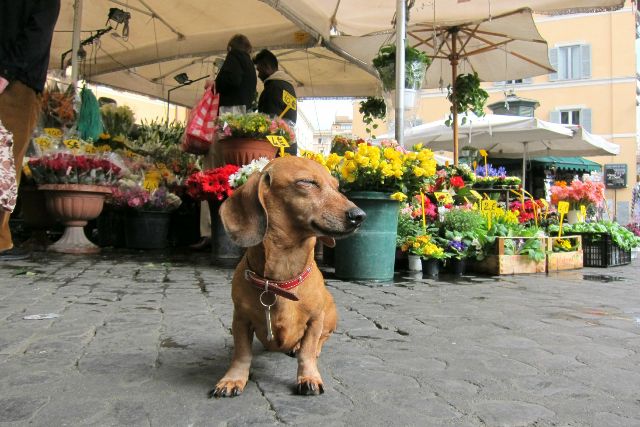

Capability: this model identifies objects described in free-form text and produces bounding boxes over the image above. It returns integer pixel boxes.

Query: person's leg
[0,81,39,252]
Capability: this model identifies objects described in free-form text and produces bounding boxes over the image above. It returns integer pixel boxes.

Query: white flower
[228,157,270,188]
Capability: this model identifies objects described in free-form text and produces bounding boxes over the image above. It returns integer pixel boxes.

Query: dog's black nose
[346,207,366,226]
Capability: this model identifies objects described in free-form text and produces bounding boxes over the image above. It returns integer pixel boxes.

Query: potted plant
[329,135,365,156]
[216,112,295,165]
[312,142,438,281]
[550,179,605,224]
[358,96,386,138]
[445,72,489,127]
[110,182,182,249]
[372,44,431,93]
[401,234,448,277]
[26,151,124,254]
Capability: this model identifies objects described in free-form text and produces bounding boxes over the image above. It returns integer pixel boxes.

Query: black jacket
[258,76,297,123]
[0,0,61,93]
[215,48,257,111]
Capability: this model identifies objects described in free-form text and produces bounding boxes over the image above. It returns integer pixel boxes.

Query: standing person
[253,49,297,155]
[191,34,257,251]
[0,0,61,260]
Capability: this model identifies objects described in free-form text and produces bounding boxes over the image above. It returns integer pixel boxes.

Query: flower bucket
[97,207,126,248]
[208,200,244,267]
[218,137,277,166]
[446,258,467,276]
[408,254,422,272]
[421,258,440,277]
[334,191,399,281]
[125,210,171,249]
[566,209,581,225]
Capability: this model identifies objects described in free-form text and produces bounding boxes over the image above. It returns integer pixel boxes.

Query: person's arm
[258,83,286,117]
[0,0,61,82]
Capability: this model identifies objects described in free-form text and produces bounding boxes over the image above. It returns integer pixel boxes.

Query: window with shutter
[549,111,561,123]
[551,44,591,81]
[580,108,592,132]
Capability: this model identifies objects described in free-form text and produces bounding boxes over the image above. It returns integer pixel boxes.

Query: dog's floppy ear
[220,171,268,247]
[318,236,336,248]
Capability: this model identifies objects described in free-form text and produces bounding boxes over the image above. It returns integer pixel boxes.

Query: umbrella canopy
[51,0,379,107]
[268,0,624,39]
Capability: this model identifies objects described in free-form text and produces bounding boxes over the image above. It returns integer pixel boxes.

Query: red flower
[449,176,465,189]
[185,164,240,201]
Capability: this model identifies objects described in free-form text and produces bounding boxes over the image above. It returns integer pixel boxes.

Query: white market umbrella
[333,8,556,164]
[377,114,620,190]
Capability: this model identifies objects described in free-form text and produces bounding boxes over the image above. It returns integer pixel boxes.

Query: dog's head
[220,156,366,248]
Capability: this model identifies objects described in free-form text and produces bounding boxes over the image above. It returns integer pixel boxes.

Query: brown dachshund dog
[210,156,366,397]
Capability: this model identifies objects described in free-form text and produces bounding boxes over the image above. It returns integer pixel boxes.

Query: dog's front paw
[209,379,246,398]
[296,376,325,396]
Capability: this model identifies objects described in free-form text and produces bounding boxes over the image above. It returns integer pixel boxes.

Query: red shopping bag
[181,88,220,155]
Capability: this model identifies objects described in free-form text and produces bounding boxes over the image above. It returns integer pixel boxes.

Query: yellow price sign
[480,200,496,211]
[282,90,297,111]
[580,205,587,222]
[434,191,454,205]
[469,190,483,200]
[266,135,290,148]
[63,139,81,150]
[539,199,549,208]
[557,201,570,215]
[479,149,488,157]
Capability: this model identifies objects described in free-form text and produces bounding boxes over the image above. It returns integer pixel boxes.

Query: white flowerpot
[408,254,422,271]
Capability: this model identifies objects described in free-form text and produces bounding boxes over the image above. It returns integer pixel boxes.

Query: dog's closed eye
[295,179,320,190]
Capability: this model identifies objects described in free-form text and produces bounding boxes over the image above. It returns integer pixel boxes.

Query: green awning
[490,156,602,172]
[530,156,602,172]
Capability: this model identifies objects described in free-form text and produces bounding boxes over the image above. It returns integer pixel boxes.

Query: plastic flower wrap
[216,112,295,144]
[26,152,125,185]
[108,180,182,212]
[185,164,240,201]
[228,157,270,188]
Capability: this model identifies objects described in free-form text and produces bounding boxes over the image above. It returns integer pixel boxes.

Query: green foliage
[135,119,185,149]
[372,45,431,91]
[445,72,489,127]
[502,237,546,262]
[443,208,485,234]
[359,97,386,138]
[101,104,135,138]
[549,220,640,251]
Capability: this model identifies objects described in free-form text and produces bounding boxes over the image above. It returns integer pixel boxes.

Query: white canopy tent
[50,0,625,108]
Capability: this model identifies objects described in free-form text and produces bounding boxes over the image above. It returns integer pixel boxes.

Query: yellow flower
[413,166,425,177]
[344,151,355,160]
[390,192,407,201]
[355,153,370,167]
[44,128,63,138]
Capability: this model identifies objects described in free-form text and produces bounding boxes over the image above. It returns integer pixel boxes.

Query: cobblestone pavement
[0,251,639,426]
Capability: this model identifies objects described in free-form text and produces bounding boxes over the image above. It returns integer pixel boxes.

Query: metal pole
[394,0,406,146]
[71,0,83,89]
[451,29,459,165]
[522,141,528,192]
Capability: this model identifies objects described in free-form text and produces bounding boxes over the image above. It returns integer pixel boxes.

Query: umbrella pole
[71,0,83,90]
[450,31,459,166]
[522,141,528,192]
[394,0,406,147]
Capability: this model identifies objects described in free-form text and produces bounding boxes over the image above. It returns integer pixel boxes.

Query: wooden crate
[546,235,583,271]
[470,237,546,275]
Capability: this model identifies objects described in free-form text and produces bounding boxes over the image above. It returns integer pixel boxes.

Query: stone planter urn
[39,184,111,254]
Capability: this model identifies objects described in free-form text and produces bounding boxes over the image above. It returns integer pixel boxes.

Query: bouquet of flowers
[550,179,605,209]
[509,199,547,224]
[26,152,124,185]
[217,112,295,144]
[228,157,270,188]
[109,181,182,212]
[316,142,438,196]
[185,164,240,201]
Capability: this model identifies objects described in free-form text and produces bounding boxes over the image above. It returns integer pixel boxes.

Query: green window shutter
[580,108,592,132]
[549,111,561,123]
[549,48,558,81]
[580,44,591,79]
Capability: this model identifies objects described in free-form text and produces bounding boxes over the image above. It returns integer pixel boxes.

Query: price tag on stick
[557,201,569,236]
[266,135,290,157]
[279,90,297,120]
